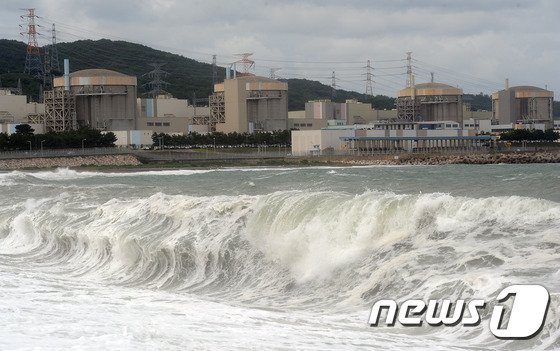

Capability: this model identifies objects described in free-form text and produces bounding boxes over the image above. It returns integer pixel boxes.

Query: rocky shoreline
[329,151,560,166]
[0,151,559,170]
[0,154,142,170]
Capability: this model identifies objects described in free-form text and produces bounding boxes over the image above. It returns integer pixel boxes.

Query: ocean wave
[1,190,558,346]
[0,190,557,299]
[0,165,422,183]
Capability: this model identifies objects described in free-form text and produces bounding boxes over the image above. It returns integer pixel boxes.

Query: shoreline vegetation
[1,150,560,171]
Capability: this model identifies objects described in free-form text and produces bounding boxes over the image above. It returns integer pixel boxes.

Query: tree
[15,124,34,135]
[499,129,559,142]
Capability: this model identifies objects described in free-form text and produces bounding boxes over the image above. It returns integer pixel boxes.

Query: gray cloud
[2,0,559,96]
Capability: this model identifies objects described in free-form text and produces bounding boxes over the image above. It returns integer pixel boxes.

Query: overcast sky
[2,0,559,97]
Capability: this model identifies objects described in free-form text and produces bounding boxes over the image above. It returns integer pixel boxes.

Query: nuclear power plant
[1,9,558,150]
[207,74,288,133]
[492,82,554,125]
[396,82,464,123]
[52,68,138,130]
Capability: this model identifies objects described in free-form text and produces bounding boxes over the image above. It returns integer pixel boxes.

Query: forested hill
[0,38,396,110]
[0,38,529,113]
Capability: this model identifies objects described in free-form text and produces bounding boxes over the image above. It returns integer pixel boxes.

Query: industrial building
[397,82,464,123]
[52,68,137,131]
[136,95,211,134]
[288,99,397,130]
[208,74,288,133]
[0,88,44,124]
[291,121,491,156]
[492,84,553,126]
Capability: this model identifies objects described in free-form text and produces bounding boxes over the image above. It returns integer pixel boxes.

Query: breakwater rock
[0,154,142,170]
[327,151,560,166]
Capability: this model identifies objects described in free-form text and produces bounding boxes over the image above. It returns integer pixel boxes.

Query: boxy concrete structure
[210,75,288,133]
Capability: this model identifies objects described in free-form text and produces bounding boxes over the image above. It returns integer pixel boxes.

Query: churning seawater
[0,164,559,350]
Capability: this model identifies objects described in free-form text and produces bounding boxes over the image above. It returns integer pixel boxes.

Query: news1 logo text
[368,285,550,339]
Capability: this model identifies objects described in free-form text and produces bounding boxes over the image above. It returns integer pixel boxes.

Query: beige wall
[288,118,327,130]
[110,130,153,146]
[0,95,45,122]
[463,108,492,120]
[217,79,247,133]
[288,110,305,119]
[136,97,210,134]
[188,124,210,133]
[347,104,397,124]
[138,116,192,134]
[302,99,397,126]
[291,129,354,156]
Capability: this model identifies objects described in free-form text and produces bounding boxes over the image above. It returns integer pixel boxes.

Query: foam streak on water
[0,165,559,350]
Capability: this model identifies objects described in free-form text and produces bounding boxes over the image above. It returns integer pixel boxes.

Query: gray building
[492,85,553,125]
[397,82,464,124]
[53,69,137,130]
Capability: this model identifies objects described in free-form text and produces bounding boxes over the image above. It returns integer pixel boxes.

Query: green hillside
[0,38,396,110]
[0,39,44,99]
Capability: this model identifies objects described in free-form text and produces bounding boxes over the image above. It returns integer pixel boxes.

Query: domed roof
[495,85,554,98]
[70,69,129,78]
[53,68,137,87]
[508,85,550,92]
[414,82,456,90]
[398,82,463,97]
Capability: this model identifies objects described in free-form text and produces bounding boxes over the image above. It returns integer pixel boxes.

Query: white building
[291,121,491,156]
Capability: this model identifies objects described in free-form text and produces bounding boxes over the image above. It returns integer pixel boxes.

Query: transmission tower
[331,71,338,100]
[51,24,60,73]
[365,60,374,96]
[269,68,281,79]
[43,44,52,91]
[430,72,434,83]
[20,8,43,79]
[235,53,255,74]
[212,54,217,85]
[143,63,170,98]
[405,51,413,88]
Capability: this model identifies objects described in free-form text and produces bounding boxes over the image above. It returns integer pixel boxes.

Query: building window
[155,122,162,126]
[147,122,154,126]
[306,123,312,127]
[163,122,170,126]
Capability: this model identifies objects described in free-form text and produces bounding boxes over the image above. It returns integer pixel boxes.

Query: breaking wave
[0,189,559,347]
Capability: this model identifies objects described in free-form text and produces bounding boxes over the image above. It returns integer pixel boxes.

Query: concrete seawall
[0,154,142,170]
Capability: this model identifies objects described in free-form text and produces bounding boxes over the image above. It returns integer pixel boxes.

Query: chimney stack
[64,59,70,91]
